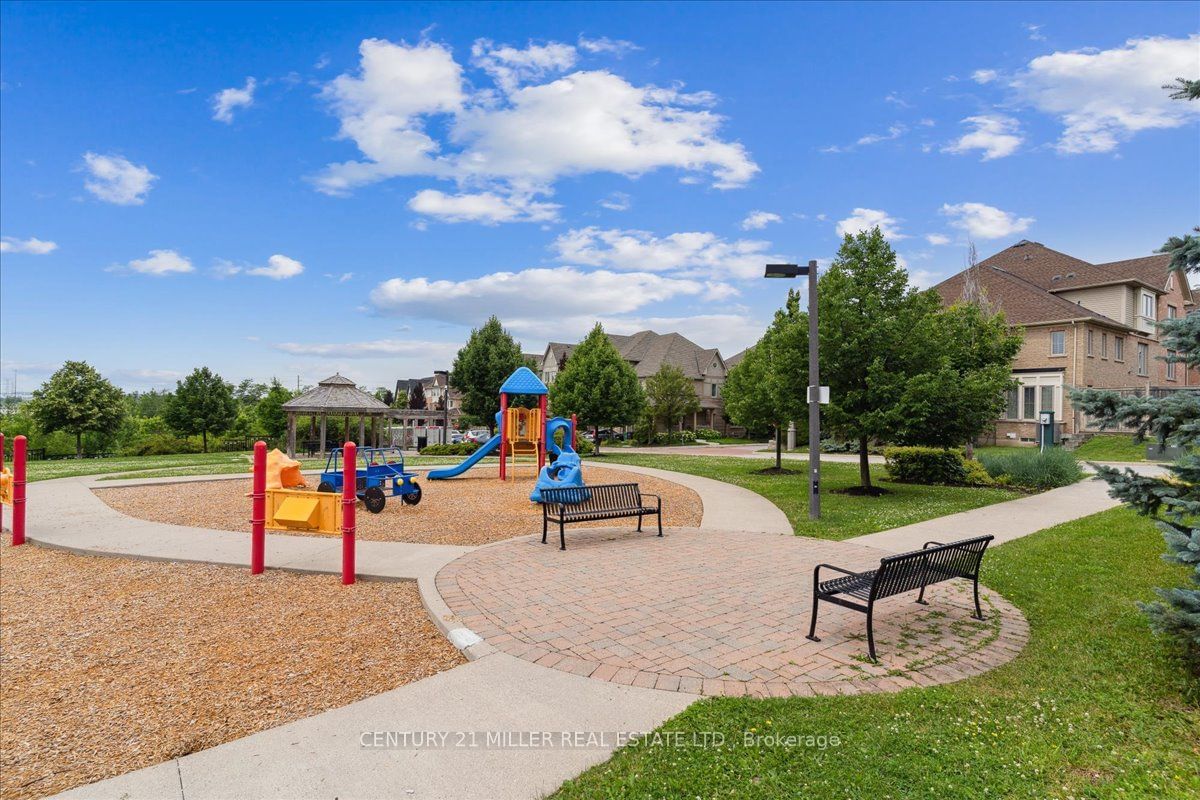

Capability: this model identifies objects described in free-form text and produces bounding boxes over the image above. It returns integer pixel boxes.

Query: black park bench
[806,535,994,661]
[541,483,662,550]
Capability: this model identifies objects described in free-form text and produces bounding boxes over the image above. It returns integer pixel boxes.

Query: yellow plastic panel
[266,488,338,533]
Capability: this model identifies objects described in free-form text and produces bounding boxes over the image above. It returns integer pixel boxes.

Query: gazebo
[281,374,398,458]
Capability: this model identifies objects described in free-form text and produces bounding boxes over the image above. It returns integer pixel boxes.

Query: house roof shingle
[544,330,724,379]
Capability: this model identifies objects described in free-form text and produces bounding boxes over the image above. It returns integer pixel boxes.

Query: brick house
[935,240,1196,446]
[538,330,731,431]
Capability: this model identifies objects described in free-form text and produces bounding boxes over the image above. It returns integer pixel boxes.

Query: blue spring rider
[530,416,588,503]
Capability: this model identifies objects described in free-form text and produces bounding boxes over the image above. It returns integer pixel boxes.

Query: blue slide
[426,433,501,479]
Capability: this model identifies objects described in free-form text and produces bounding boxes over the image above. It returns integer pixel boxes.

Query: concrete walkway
[29,460,1141,800]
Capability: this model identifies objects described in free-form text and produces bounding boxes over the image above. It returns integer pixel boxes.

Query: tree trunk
[593,426,601,455]
[859,435,872,489]
[76,432,83,459]
[775,424,782,470]
[964,440,975,459]
[202,430,209,453]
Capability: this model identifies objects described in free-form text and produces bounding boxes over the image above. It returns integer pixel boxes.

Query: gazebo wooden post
[287,412,297,459]
[319,414,327,458]
[358,416,365,448]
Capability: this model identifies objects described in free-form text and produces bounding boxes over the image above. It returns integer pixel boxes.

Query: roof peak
[318,373,356,386]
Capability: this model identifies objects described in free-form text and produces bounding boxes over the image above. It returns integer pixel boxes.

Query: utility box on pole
[1038,411,1055,452]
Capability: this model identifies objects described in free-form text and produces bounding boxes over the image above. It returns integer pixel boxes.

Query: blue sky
[2,1,1197,394]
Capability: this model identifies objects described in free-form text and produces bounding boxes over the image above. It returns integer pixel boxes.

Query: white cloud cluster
[971,69,998,84]
[211,77,257,123]
[553,226,773,280]
[941,202,1034,239]
[407,189,560,224]
[369,266,707,328]
[313,38,757,217]
[835,208,907,241]
[123,249,194,276]
[577,36,639,56]
[216,254,305,279]
[943,114,1023,160]
[273,339,457,358]
[82,152,157,205]
[740,210,781,230]
[1013,35,1200,154]
[0,236,57,254]
[599,191,631,211]
[925,233,951,246]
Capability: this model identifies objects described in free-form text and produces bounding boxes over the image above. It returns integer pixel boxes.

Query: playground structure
[1,433,27,545]
[317,446,422,513]
[251,440,358,583]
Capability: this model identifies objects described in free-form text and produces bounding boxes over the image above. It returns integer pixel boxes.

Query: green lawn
[553,507,1200,800]
[1074,434,1151,462]
[593,454,1017,540]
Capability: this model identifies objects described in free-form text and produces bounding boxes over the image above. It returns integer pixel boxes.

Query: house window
[1137,343,1148,376]
[1050,331,1066,356]
[1114,337,1124,362]
[1168,304,1178,319]
[1141,293,1156,320]
[1022,386,1036,420]
[1040,385,1054,415]
[1087,329,1094,356]
[1101,332,1108,358]
[1167,352,1178,381]
[710,383,718,397]
[1005,387,1019,420]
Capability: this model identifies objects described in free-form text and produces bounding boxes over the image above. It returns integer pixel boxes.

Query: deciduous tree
[643,364,700,443]
[550,323,643,454]
[450,316,525,433]
[164,367,238,452]
[28,360,126,458]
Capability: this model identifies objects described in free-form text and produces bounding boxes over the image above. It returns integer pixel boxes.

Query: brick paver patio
[436,528,1028,696]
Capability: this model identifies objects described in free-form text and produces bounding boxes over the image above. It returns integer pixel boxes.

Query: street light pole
[765,260,821,520]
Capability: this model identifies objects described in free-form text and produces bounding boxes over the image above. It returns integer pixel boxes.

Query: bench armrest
[922,541,945,549]
[813,563,858,580]
[640,492,662,510]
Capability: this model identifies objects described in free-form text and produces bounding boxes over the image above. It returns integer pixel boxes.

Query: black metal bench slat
[540,482,662,550]
[806,535,994,661]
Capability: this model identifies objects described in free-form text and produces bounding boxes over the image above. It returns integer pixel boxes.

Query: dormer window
[1141,292,1156,320]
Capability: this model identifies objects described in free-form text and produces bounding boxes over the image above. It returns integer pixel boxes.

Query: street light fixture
[764,260,822,520]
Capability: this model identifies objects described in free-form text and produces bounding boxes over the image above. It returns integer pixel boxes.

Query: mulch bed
[0,536,464,800]
[93,465,703,546]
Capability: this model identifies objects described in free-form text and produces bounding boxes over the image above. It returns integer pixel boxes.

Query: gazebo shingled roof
[282,374,396,415]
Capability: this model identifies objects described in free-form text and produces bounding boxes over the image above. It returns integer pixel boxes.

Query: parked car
[448,431,465,445]
[466,429,491,443]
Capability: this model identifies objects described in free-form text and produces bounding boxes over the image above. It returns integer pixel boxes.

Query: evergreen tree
[1072,230,1200,662]
[819,227,942,490]
[450,316,525,433]
[164,367,238,452]
[643,364,700,442]
[373,387,395,406]
[28,360,126,458]
[408,381,427,410]
[549,323,643,454]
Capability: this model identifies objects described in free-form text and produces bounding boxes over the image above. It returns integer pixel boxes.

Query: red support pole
[571,414,578,451]
[498,393,508,481]
[12,435,27,546]
[251,440,266,574]
[538,395,548,469]
[342,441,356,585]
[1,432,6,534]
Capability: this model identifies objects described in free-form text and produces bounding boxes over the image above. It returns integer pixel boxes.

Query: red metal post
[537,395,548,469]
[571,414,578,451]
[1,432,5,534]
[342,441,356,585]
[12,435,27,546]
[498,393,508,481]
[251,440,266,574]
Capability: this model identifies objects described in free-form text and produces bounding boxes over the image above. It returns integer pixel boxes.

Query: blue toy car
[317,446,422,513]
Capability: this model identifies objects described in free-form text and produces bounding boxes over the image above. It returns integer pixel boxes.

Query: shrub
[884,446,969,485]
[695,427,722,440]
[574,437,595,455]
[978,447,1083,490]
[419,441,481,456]
[961,458,997,487]
[821,438,884,455]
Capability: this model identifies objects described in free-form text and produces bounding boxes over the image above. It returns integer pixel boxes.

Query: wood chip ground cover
[0,536,464,800]
[93,466,703,545]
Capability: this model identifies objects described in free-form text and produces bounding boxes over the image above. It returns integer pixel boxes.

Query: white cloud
[313,38,757,202]
[741,210,782,231]
[943,114,1023,160]
[471,39,577,93]
[599,191,631,211]
[577,36,640,56]
[325,272,354,282]
[408,189,560,224]
[940,202,1034,240]
[884,92,912,108]
[835,208,907,241]
[121,249,194,276]
[82,152,157,205]
[211,77,257,123]
[272,339,458,359]
[925,233,951,246]
[856,123,906,146]
[971,69,998,84]
[370,266,709,329]
[1024,23,1046,42]
[0,236,57,254]
[1012,35,1200,154]
[552,226,775,280]
[906,269,942,289]
[247,254,304,280]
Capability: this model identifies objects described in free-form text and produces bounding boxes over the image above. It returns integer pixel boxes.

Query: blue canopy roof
[499,366,548,395]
